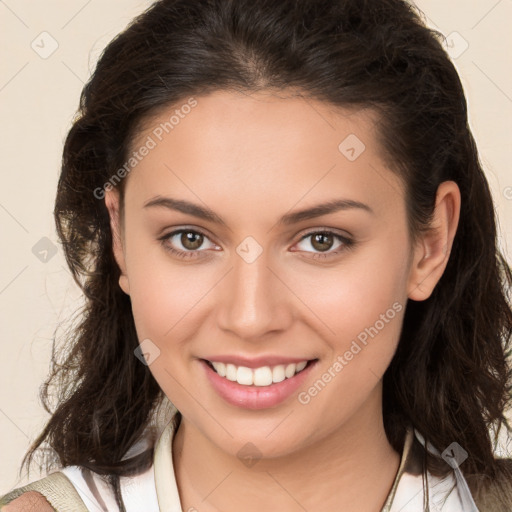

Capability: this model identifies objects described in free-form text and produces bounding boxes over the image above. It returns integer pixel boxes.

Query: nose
[215,248,294,341]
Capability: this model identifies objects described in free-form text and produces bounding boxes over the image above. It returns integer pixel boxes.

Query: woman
[2,0,512,510]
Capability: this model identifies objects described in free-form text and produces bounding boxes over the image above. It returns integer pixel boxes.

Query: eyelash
[158,227,355,261]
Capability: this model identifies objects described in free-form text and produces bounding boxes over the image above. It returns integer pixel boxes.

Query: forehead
[133,89,381,158]
[124,90,405,222]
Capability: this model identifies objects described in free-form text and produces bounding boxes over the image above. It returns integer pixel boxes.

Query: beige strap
[0,471,89,512]
[379,427,414,512]
[154,413,183,511]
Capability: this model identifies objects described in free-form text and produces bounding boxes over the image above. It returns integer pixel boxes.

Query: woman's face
[106,89,449,459]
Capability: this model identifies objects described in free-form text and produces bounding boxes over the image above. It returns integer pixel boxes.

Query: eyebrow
[143,196,374,226]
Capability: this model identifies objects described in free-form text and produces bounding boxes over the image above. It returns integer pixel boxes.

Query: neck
[172,387,401,512]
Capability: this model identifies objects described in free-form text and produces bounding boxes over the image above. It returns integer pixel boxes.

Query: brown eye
[294,230,354,260]
[180,231,204,250]
[159,228,217,259]
[310,232,335,252]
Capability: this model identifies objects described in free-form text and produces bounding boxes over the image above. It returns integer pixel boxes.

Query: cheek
[291,237,409,410]
[295,237,409,343]
[127,253,212,343]
[125,250,212,405]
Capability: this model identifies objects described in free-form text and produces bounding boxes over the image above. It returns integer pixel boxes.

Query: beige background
[0,0,511,492]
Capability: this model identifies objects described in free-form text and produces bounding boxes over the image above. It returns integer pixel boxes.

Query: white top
[59,410,480,512]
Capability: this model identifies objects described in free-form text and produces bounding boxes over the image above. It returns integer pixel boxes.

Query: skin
[105,89,460,511]
[4,491,55,511]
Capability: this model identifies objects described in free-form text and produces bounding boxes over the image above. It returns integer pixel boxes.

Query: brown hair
[20,0,512,510]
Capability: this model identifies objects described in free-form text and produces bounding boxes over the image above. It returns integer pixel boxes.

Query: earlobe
[407,181,461,301]
[104,189,130,295]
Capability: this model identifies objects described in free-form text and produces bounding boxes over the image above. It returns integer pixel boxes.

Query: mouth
[203,359,314,386]
[201,358,318,410]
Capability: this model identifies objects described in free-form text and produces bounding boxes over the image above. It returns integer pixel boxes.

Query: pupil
[313,233,332,251]
[182,231,202,250]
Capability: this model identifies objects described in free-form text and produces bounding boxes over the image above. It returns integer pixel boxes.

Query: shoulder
[0,471,88,512]
[1,491,55,511]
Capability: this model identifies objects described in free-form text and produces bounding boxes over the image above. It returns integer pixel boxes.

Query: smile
[201,358,318,410]
[206,360,309,386]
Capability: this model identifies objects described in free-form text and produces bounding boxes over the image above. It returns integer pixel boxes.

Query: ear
[104,188,130,295]
[407,180,461,301]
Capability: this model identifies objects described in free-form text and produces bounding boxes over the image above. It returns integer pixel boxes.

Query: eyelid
[296,225,354,241]
[157,224,216,240]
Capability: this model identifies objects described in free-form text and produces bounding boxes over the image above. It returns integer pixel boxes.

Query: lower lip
[201,359,317,410]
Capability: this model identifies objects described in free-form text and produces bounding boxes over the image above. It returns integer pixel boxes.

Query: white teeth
[254,366,273,386]
[296,361,307,372]
[209,360,310,386]
[237,366,253,385]
[211,361,226,377]
[284,363,296,378]
[272,365,286,383]
[226,363,237,381]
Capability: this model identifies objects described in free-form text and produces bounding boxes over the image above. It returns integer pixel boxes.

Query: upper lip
[202,355,316,369]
